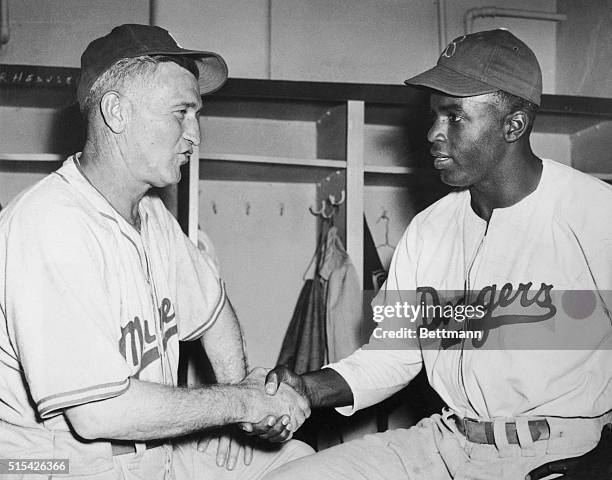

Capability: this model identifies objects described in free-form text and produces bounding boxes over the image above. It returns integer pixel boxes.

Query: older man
[0,24,312,479]
[255,30,612,480]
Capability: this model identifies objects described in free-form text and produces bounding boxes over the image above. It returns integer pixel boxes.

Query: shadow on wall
[49,103,87,154]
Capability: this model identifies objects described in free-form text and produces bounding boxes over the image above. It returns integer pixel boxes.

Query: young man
[0,24,313,479]
[253,30,612,480]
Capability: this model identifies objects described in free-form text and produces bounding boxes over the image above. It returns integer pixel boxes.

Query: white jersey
[329,159,612,419]
[0,155,225,463]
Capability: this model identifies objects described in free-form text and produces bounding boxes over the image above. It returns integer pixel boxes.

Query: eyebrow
[173,101,203,114]
[433,102,466,114]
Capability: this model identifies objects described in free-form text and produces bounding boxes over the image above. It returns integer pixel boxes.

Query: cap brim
[193,54,228,95]
[405,64,497,98]
[129,48,229,95]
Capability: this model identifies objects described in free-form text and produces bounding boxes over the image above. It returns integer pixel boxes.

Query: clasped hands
[198,366,309,471]
[238,366,310,443]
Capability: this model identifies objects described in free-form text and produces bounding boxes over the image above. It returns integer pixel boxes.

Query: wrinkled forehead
[135,62,202,107]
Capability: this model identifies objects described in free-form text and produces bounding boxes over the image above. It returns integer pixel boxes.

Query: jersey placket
[137,215,172,387]
[458,209,488,416]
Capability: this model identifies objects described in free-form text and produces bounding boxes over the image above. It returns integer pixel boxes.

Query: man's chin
[152,172,182,189]
[439,170,470,188]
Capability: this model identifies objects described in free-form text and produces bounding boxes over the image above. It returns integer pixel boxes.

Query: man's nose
[427,118,445,144]
[184,117,201,146]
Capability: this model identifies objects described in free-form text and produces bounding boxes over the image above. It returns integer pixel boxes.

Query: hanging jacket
[277,225,330,373]
[319,226,363,364]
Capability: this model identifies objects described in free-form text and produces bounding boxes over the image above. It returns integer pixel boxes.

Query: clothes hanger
[376,209,394,250]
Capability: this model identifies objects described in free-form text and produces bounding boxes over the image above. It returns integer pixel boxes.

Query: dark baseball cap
[405,29,542,106]
[77,24,228,102]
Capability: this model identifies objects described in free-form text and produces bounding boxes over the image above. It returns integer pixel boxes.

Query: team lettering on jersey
[118,298,178,372]
[418,282,556,349]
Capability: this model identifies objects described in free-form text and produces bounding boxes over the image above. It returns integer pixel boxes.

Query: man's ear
[504,110,529,143]
[99,91,128,134]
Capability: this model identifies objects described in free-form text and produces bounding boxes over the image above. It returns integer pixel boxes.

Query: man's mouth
[433,155,453,169]
[179,151,192,164]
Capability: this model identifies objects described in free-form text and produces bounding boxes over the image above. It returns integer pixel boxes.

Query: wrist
[302,374,318,407]
[212,359,248,385]
[222,385,249,423]
[217,371,247,385]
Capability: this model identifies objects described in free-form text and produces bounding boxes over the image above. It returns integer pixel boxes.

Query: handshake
[237,366,310,443]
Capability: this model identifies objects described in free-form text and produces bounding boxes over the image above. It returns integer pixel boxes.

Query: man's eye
[448,114,462,123]
[175,109,187,117]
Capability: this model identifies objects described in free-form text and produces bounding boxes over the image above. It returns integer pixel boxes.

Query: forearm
[65,378,253,441]
[301,368,354,408]
[302,348,422,410]
[200,298,247,383]
[64,373,298,442]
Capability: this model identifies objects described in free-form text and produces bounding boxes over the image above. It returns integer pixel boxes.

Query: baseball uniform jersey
[0,154,226,474]
[328,158,612,420]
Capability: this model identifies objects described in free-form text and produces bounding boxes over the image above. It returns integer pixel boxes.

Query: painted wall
[556,0,612,98]
[155,0,559,92]
[198,180,317,368]
[154,0,271,79]
[0,0,149,67]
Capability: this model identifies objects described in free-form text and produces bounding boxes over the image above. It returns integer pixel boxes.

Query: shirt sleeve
[5,203,131,419]
[172,223,227,342]
[566,178,612,291]
[326,223,424,415]
[197,228,222,273]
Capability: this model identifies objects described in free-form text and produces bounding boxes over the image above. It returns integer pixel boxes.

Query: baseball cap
[405,29,542,106]
[77,24,228,102]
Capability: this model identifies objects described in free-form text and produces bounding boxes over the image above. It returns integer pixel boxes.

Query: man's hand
[265,366,308,399]
[526,423,612,480]
[238,368,310,434]
[240,414,294,442]
[239,366,309,442]
[197,427,253,471]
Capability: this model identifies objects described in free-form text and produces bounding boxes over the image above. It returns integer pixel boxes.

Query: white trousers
[262,410,611,480]
[1,438,313,480]
[112,439,314,480]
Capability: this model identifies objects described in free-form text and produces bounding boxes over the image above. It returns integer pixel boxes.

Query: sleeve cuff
[181,279,227,342]
[37,378,130,419]
[324,348,422,416]
[321,365,359,417]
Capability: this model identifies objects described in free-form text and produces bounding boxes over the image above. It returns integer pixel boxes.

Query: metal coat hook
[376,209,394,249]
[211,201,217,215]
[246,201,251,216]
[328,190,346,207]
[280,203,285,216]
[309,190,346,219]
[309,200,333,219]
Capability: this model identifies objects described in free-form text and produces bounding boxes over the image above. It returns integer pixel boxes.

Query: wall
[0,105,78,206]
[198,180,317,368]
[0,0,148,206]
[2,0,559,84]
[0,0,148,67]
[154,0,270,79]
[556,0,612,98]
[155,0,558,91]
[269,0,436,85]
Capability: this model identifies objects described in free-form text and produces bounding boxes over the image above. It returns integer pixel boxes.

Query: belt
[453,415,550,445]
[111,440,165,456]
